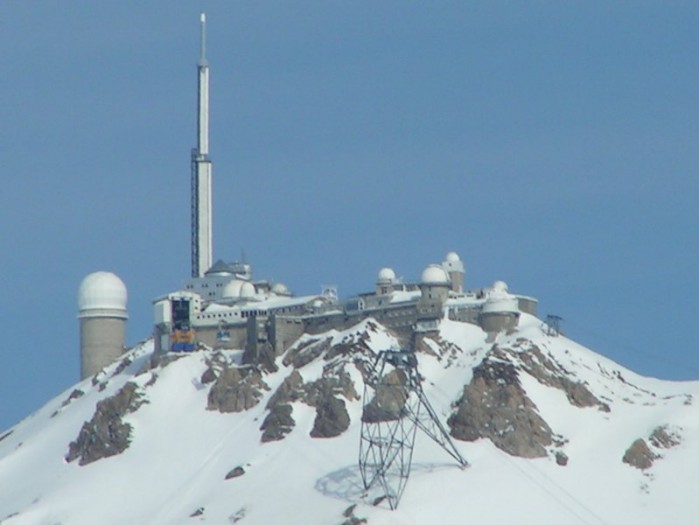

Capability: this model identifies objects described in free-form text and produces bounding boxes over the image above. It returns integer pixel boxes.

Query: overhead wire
[495,451,612,525]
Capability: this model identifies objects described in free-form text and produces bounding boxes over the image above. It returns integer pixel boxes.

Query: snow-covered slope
[1,315,698,525]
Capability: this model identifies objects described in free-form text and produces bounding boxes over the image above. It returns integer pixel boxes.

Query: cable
[495,451,611,525]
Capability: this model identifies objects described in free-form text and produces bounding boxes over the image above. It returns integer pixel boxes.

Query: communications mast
[191,12,213,277]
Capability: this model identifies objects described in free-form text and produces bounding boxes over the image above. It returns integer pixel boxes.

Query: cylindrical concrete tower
[78,271,128,379]
[442,252,465,293]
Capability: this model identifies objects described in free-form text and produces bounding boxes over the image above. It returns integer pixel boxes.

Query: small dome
[492,280,509,293]
[272,283,291,296]
[78,272,127,312]
[445,251,460,263]
[239,282,256,299]
[377,267,396,282]
[421,265,449,285]
[205,260,235,276]
[482,280,518,314]
[222,279,245,299]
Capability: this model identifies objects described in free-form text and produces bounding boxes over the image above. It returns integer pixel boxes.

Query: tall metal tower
[191,12,213,278]
[358,350,468,510]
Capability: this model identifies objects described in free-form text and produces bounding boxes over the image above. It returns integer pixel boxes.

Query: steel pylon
[358,350,467,509]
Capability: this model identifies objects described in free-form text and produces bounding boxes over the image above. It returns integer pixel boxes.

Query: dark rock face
[555,450,569,466]
[283,338,332,369]
[207,367,269,413]
[361,369,408,423]
[310,396,350,438]
[263,367,357,442]
[242,341,278,373]
[225,466,246,480]
[266,370,305,408]
[260,404,295,442]
[623,439,657,470]
[649,425,681,449]
[66,382,147,466]
[513,344,610,412]
[448,358,553,458]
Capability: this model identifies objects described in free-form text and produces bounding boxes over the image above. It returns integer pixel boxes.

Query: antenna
[358,349,467,509]
[199,12,207,65]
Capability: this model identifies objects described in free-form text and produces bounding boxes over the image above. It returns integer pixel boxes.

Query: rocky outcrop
[283,338,332,368]
[225,466,246,480]
[623,439,657,470]
[509,342,609,412]
[448,358,554,458]
[361,369,408,423]
[623,425,681,470]
[242,341,278,373]
[262,366,358,442]
[310,396,350,438]
[207,367,269,413]
[649,425,681,449]
[66,382,147,466]
[341,504,367,525]
[260,404,295,442]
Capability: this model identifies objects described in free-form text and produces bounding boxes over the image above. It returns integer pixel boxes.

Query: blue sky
[1,2,697,430]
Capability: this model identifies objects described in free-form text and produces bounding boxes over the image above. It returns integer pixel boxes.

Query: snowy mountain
[1,314,698,525]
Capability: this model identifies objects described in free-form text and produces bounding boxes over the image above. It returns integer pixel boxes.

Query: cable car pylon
[358,349,468,509]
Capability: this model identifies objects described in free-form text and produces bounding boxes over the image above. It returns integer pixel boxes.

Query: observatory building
[78,272,128,379]
[149,14,539,362]
[75,15,541,380]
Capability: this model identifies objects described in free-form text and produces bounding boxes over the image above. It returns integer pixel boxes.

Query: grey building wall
[517,297,538,316]
[479,312,519,333]
[80,317,126,379]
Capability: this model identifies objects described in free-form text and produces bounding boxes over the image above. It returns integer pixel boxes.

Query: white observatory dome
[222,279,245,299]
[445,252,461,263]
[239,282,256,299]
[492,280,509,294]
[482,280,519,314]
[421,265,449,285]
[78,272,128,312]
[272,283,291,296]
[377,267,396,282]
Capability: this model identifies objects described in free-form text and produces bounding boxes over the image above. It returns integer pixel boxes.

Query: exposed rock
[0,430,13,442]
[242,341,278,373]
[514,344,610,412]
[325,339,373,363]
[448,358,553,458]
[200,367,217,385]
[260,404,295,442]
[341,504,368,525]
[623,438,657,470]
[189,507,205,517]
[362,369,408,423]
[555,451,569,466]
[110,356,133,378]
[304,370,359,406]
[207,366,269,413]
[225,466,246,480]
[200,351,230,384]
[263,367,358,442]
[66,382,147,466]
[649,425,681,449]
[61,389,85,408]
[310,396,350,438]
[266,370,305,408]
[283,338,332,368]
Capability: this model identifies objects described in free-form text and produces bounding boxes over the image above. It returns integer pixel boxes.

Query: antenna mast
[191,12,213,277]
